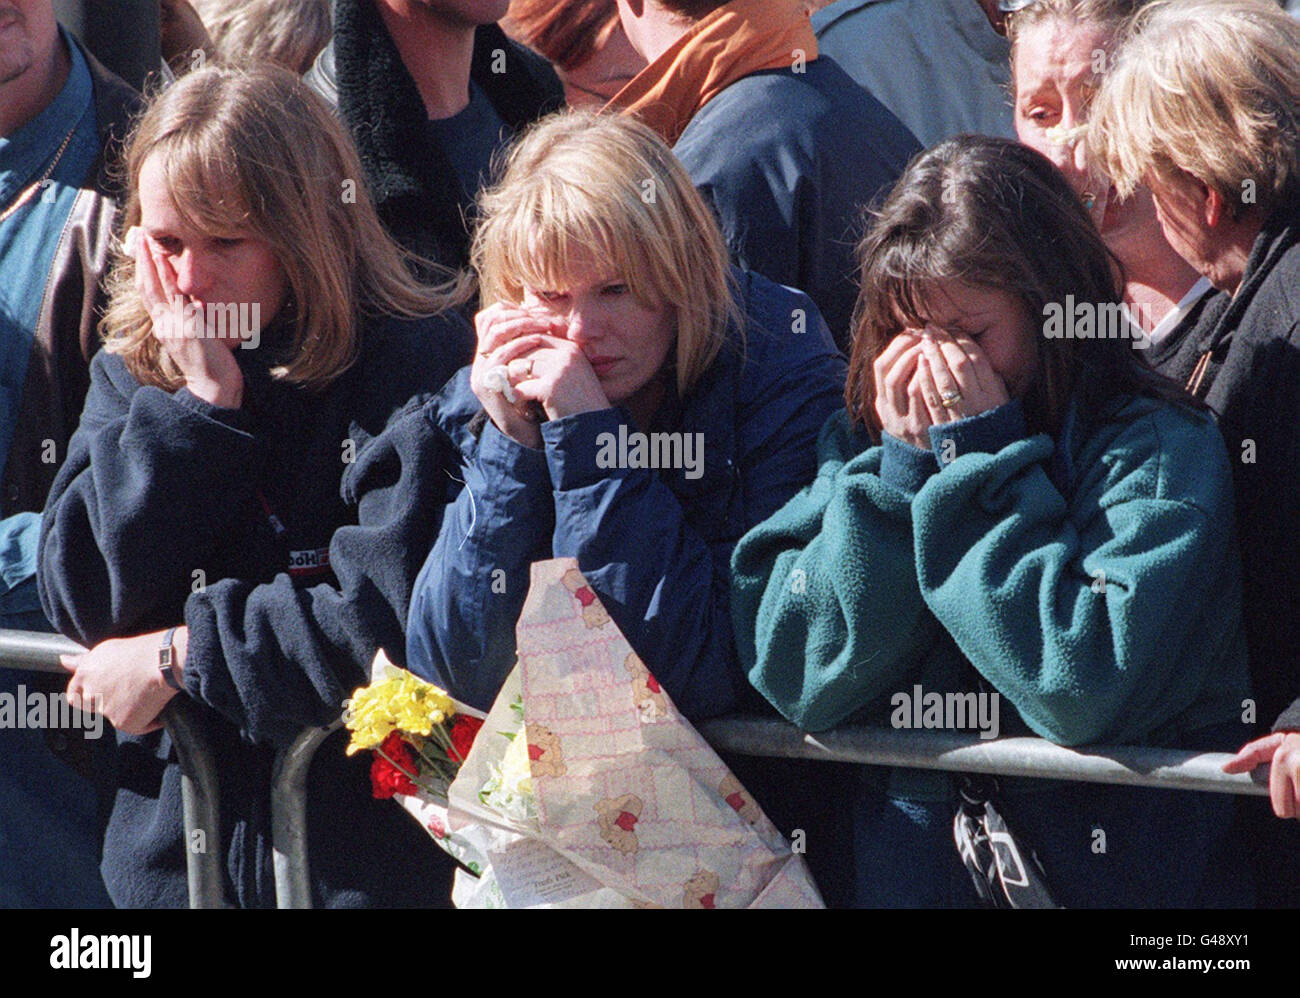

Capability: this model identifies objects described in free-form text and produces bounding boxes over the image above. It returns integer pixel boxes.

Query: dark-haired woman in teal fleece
[731,136,1253,908]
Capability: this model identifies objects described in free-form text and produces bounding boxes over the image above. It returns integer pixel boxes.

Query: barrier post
[270,722,340,909]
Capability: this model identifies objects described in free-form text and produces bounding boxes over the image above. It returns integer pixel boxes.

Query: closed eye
[151,234,182,253]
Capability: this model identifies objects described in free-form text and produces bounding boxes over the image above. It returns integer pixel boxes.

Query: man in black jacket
[305,0,564,273]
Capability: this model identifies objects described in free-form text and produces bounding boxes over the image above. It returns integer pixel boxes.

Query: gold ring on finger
[940,390,963,408]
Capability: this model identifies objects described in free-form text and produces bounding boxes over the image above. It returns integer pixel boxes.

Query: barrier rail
[696,718,1269,797]
[1,628,1270,909]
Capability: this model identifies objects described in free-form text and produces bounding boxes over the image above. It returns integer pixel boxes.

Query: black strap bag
[953,774,1062,908]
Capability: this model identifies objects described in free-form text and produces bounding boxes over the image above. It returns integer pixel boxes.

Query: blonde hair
[192,0,332,75]
[1090,0,1300,213]
[472,110,739,398]
[103,64,465,392]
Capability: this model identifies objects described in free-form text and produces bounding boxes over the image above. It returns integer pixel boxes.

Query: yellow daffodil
[344,673,457,755]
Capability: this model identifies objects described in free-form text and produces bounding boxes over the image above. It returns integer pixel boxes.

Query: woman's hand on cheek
[136,232,244,409]
[918,326,1008,421]
[493,333,610,422]
[471,303,566,448]
[874,331,932,449]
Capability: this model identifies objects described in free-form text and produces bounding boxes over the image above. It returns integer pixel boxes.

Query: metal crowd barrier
[696,718,1270,797]
[2,630,230,908]
[1,628,1270,909]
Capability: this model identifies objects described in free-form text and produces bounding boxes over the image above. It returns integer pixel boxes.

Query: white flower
[479,724,537,824]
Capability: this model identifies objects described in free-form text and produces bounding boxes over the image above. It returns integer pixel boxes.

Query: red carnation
[370,731,419,799]
[448,715,484,764]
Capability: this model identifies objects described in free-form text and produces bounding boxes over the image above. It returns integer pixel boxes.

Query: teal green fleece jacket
[731,394,1250,797]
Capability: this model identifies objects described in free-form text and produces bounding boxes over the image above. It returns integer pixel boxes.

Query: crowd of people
[1,0,1297,909]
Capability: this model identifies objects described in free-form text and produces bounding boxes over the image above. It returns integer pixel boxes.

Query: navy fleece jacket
[37,312,473,907]
[674,57,920,350]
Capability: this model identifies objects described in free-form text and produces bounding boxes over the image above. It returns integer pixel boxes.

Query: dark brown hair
[505,0,619,71]
[846,135,1197,439]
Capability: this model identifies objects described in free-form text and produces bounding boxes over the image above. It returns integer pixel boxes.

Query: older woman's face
[1013,19,1113,202]
[520,246,675,406]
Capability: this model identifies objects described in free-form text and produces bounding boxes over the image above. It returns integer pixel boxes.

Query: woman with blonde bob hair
[1092,0,1300,908]
[408,108,845,713]
[39,64,474,908]
[470,110,737,403]
[406,110,848,891]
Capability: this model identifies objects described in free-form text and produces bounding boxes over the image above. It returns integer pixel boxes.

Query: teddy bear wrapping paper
[404,556,825,908]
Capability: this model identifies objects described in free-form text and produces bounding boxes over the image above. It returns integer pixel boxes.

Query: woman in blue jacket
[404,110,852,900]
[731,136,1253,908]
[38,65,473,907]
[407,110,846,719]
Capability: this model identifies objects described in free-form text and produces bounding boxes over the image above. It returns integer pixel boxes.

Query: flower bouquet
[347,558,824,908]
[344,656,493,877]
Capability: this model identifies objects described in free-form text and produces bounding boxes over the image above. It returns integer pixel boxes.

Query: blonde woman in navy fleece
[38,65,472,908]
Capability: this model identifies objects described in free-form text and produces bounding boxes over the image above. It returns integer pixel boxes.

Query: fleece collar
[330,0,561,268]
